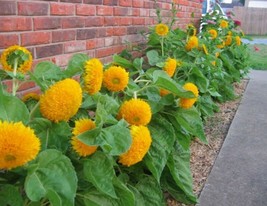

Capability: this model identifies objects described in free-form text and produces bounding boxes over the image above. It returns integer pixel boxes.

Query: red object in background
[234,20,241,26]
[254,46,260,51]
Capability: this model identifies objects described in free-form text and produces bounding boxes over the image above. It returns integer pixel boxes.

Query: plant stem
[161,37,164,57]
[12,58,18,96]
[29,102,40,120]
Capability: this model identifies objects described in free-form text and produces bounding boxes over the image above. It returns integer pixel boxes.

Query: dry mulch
[167,79,249,206]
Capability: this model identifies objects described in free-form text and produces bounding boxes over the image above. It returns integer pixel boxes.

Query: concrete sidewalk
[197,70,267,206]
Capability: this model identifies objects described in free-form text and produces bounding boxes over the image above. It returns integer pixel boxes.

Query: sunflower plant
[0,2,250,206]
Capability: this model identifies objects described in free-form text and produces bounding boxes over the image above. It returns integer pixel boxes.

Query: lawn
[247,44,267,70]
[244,36,267,70]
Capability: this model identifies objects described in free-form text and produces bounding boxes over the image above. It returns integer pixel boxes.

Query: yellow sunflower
[208,29,217,39]
[187,24,196,36]
[71,119,97,157]
[103,66,129,92]
[185,36,199,51]
[83,58,103,95]
[0,121,40,170]
[118,98,152,126]
[202,44,209,55]
[225,35,232,46]
[217,40,225,49]
[22,92,40,102]
[119,125,152,167]
[163,58,177,77]
[39,78,82,122]
[0,45,32,74]
[179,82,199,109]
[155,23,169,36]
[235,36,241,46]
[220,20,228,28]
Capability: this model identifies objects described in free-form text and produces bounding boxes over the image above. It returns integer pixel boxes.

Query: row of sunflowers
[0,4,250,206]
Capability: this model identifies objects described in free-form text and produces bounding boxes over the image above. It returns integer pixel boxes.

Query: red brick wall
[0,0,202,94]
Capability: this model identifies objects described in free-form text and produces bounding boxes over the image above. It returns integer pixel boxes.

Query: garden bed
[167,79,249,206]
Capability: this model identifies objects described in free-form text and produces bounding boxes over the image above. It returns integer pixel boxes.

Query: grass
[247,44,267,70]
[243,35,267,70]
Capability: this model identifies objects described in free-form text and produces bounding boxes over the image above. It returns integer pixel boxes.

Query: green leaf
[79,189,116,206]
[144,115,175,182]
[76,125,103,146]
[25,149,78,206]
[167,115,192,150]
[0,184,23,206]
[152,70,194,98]
[174,107,207,144]
[146,50,160,66]
[128,185,146,206]
[188,67,209,93]
[113,55,135,70]
[133,57,144,71]
[93,94,120,125]
[112,177,135,206]
[101,121,131,155]
[162,143,197,204]
[64,53,89,77]
[0,94,29,124]
[33,61,65,83]
[135,176,166,206]
[83,151,117,198]
[29,118,71,152]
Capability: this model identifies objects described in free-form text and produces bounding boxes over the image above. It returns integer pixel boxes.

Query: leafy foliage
[0,2,250,206]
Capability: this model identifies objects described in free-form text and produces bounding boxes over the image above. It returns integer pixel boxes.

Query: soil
[167,79,249,206]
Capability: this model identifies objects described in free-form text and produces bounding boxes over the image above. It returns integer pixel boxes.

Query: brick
[85,17,104,27]
[119,17,132,25]
[119,0,132,7]
[62,17,85,29]
[0,34,19,49]
[113,27,127,36]
[86,39,96,49]
[34,17,61,30]
[104,36,121,47]
[132,17,145,25]
[106,28,114,36]
[96,46,115,58]
[36,44,63,58]
[133,0,144,8]
[52,53,74,67]
[0,1,16,15]
[21,32,51,46]
[60,0,82,3]
[104,17,120,26]
[97,5,113,16]
[0,17,32,32]
[84,0,103,4]
[97,28,107,38]
[17,81,36,92]
[18,2,49,16]
[144,1,155,8]
[114,7,131,16]
[95,38,105,48]
[64,41,86,53]
[77,29,96,40]
[50,3,75,16]
[132,8,140,16]
[103,0,118,5]
[52,30,76,43]
[127,26,146,35]
[76,4,96,16]
[140,8,149,17]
